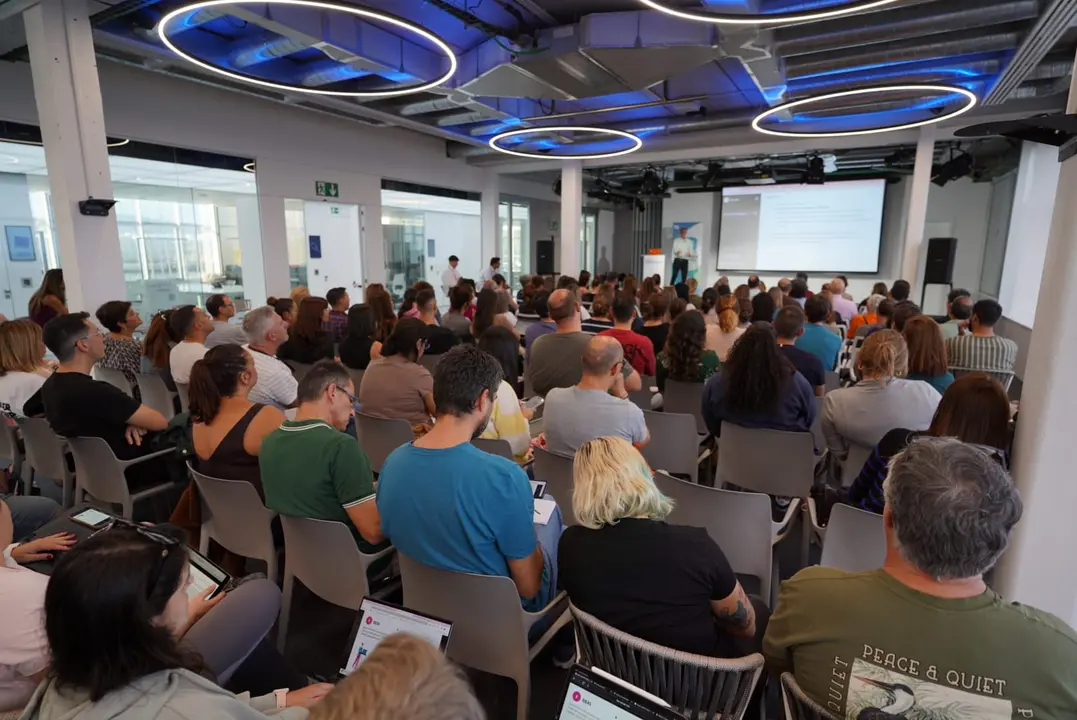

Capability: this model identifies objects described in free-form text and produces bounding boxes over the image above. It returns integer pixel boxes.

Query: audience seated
[686,277,703,309]
[359,318,436,429]
[204,294,248,349]
[242,306,298,411]
[18,525,330,719]
[262,361,384,553]
[308,633,484,720]
[765,437,1077,717]
[827,279,858,324]
[847,293,885,339]
[890,278,911,302]
[476,326,533,463]
[291,285,311,304]
[873,298,895,334]
[523,292,556,360]
[903,315,954,395]
[656,311,720,392]
[323,288,350,344]
[891,300,922,332]
[774,306,826,396]
[95,300,143,391]
[141,309,178,391]
[0,319,52,417]
[338,304,382,371]
[560,437,764,657]
[269,296,296,326]
[822,330,940,459]
[750,291,776,324]
[637,291,670,357]
[789,279,809,307]
[543,336,649,456]
[702,323,816,438]
[847,373,1011,514]
[169,305,213,385]
[599,295,656,377]
[415,289,459,355]
[397,288,419,320]
[27,269,67,328]
[945,298,1018,375]
[442,285,473,341]
[377,346,559,613]
[859,281,889,313]
[278,297,335,366]
[527,290,640,397]
[668,297,688,323]
[471,287,510,339]
[699,287,719,325]
[0,490,60,552]
[796,295,842,372]
[189,344,285,499]
[580,292,615,334]
[705,296,746,362]
[940,288,972,341]
[364,284,398,341]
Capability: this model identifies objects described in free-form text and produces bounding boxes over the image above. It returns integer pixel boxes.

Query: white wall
[0,173,47,319]
[597,210,614,276]
[303,201,362,298]
[419,210,481,305]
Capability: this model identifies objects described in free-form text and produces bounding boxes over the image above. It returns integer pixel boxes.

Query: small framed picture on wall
[5,225,35,262]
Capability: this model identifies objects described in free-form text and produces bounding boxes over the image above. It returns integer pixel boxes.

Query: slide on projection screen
[717,179,886,273]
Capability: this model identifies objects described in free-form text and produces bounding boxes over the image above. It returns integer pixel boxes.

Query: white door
[303,201,363,298]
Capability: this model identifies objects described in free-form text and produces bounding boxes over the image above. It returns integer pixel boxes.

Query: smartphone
[71,508,113,530]
[522,396,544,410]
[530,480,547,499]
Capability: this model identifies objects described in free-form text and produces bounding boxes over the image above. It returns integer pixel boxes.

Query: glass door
[499,201,530,288]
[581,212,597,275]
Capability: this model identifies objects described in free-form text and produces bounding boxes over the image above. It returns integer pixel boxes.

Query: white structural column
[234,196,267,306]
[900,126,936,293]
[994,64,1077,627]
[559,160,583,280]
[24,0,124,313]
[480,170,500,270]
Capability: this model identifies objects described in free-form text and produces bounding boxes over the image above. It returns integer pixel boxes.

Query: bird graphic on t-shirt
[854,676,916,718]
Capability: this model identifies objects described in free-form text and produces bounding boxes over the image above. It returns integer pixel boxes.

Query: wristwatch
[274,688,289,710]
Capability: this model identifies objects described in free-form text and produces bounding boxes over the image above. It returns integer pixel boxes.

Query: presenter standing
[671,226,696,285]
[441,255,462,296]
[480,257,501,284]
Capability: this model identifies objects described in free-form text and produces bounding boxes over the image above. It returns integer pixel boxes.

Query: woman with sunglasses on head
[18,524,331,719]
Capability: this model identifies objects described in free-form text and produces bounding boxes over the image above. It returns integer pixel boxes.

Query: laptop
[555,665,683,720]
[338,597,453,677]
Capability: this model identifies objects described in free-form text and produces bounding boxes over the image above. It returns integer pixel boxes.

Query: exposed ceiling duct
[986,0,1077,104]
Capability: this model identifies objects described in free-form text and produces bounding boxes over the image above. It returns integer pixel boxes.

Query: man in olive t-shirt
[764,438,1077,719]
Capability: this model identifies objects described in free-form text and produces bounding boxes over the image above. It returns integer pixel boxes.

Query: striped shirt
[244,345,298,411]
[945,334,1017,374]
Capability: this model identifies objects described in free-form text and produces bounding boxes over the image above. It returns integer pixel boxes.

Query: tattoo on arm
[712,585,756,637]
[716,599,751,630]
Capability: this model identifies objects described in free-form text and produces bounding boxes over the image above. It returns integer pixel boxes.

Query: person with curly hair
[656,311,720,392]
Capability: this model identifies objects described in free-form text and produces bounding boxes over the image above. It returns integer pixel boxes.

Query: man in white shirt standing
[440,254,462,297]
[671,227,695,285]
[204,294,248,349]
[169,305,214,385]
[242,306,298,410]
[479,257,501,284]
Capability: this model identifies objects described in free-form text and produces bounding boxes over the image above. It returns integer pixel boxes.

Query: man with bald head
[542,335,649,456]
[527,288,641,397]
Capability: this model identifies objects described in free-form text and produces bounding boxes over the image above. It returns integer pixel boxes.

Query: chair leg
[799,503,811,570]
[198,525,211,555]
[277,571,294,653]
[265,550,278,585]
[122,498,133,520]
[516,675,530,720]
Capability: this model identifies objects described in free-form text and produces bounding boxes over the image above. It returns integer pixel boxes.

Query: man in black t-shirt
[416,288,460,355]
[774,306,826,397]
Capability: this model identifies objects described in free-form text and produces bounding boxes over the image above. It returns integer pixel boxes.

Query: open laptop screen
[339,597,452,676]
[556,665,683,720]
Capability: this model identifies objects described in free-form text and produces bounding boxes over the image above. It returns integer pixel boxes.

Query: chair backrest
[136,374,176,421]
[717,423,815,497]
[279,516,376,609]
[398,554,530,680]
[283,361,314,383]
[532,447,576,525]
[781,673,835,720]
[16,417,69,479]
[951,367,1015,391]
[94,366,133,396]
[819,503,886,573]
[418,353,443,374]
[653,471,773,604]
[854,324,877,338]
[355,412,414,473]
[627,375,655,411]
[0,416,21,468]
[345,367,365,393]
[175,383,190,414]
[810,396,825,451]
[471,437,515,461]
[842,444,874,485]
[571,603,763,720]
[66,436,129,506]
[189,466,278,560]
[824,370,840,392]
[640,410,700,479]
[662,380,707,435]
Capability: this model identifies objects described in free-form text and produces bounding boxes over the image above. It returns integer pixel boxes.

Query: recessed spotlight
[751,84,978,138]
[637,0,901,25]
[488,126,643,160]
[156,0,457,98]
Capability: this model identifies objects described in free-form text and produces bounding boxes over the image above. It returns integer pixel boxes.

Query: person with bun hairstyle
[699,287,719,326]
[705,294,745,362]
[141,309,179,392]
[267,297,296,327]
[358,317,435,430]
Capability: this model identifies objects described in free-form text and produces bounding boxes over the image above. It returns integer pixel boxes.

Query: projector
[745,167,776,185]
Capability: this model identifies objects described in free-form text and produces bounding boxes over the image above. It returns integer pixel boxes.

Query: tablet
[186,548,230,600]
[556,665,683,720]
[339,597,452,677]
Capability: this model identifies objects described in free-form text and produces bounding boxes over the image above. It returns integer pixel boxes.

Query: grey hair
[242,306,278,343]
[297,360,353,403]
[866,294,887,313]
[883,437,1022,580]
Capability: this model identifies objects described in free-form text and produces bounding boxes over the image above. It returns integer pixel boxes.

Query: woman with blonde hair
[290,285,310,305]
[559,436,764,657]
[821,329,941,459]
[705,294,745,361]
[0,319,51,416]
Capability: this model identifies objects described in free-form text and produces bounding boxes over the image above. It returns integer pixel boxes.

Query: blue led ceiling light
[637,0,901,25]
[752,84,978,138]
[488,126,643,160]
[157,0,458,98]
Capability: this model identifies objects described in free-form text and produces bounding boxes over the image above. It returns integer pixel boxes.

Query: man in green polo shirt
[260,361,384,552]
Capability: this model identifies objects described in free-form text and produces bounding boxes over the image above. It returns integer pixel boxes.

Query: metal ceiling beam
[985,0,1077,105]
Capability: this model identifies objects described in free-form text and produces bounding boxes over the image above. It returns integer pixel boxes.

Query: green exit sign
[316,181,339,198]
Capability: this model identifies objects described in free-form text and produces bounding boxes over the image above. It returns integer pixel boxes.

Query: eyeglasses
[333,384,359,406]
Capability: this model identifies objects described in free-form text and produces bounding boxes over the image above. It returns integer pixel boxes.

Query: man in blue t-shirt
[376,345,554,611]
[795,295,842,373]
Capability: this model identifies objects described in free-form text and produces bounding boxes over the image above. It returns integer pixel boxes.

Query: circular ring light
[637,0,901,25]
[243,162,256,173]
[4,137,129,148]
[489,126,643,160]
[752,84,978,138]
[157,0,458,98]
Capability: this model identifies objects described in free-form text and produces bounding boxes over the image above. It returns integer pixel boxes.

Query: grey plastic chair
[188,465,279,583]
[344,367,365,393]
[16,417,74,508]
[532,446,576,526]
[641,410,708,480]
[283,360,313,383]
[571,603,763,720]
[841,443,874,485]
[136,374,177,421]
[175,383,191,414]
[627,375,656,411]
[418,353,443,374]
[654,471,775,606]
[810,396,825,452]
[278,516,396,652]
[398,553,571,720]
[782,672,836,720]
[355,412,414,473]
[94,366,133,396]
[824,370,840,392]
[66,437,176,519]
[471,437,515,461]
[950,366,1015,392]
[0,417,24,490]
[819,503,886,573]
[662,380,707,436]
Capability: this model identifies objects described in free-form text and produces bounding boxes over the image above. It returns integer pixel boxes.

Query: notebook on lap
[555,665,683,720]
[338,596,453,677]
